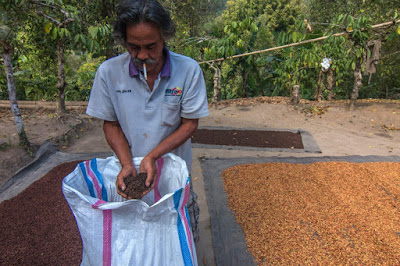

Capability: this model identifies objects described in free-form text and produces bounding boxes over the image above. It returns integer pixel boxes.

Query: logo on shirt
[165,87,182,96]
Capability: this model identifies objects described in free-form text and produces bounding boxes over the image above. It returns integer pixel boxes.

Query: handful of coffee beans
[122,172,148,199]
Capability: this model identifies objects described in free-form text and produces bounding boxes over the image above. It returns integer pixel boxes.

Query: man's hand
[116,165,138,199]
[136,118,198,197]
[139,156,158,196]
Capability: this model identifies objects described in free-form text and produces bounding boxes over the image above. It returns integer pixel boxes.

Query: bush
[65,55,105,101]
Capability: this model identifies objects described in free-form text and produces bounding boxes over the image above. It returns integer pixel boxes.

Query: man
[86,0,209,242]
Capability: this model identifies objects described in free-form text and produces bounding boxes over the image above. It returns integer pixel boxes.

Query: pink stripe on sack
[180,184,194,257]
[92,199,107,209]
[154,158,164,202]
[103,209,112,266]
[92,200,113,266]
[85,161,102,199]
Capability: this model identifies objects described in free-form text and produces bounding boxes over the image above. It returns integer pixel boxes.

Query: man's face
[125,22,165,74]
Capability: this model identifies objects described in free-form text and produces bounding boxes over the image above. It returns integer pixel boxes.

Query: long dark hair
[114,0,175,42]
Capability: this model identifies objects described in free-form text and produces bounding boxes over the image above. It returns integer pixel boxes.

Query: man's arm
[104,118,198,198]
[103,120,136,198]
[140,118,198,190]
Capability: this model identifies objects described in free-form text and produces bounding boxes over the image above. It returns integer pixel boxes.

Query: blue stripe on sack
[79,162,96,198]
[173,188,181,209]
[174,189,193,266]
[184,207,192,230]
[90,159,108,202]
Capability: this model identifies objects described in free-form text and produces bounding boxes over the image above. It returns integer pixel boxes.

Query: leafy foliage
[1,0,399,103]
[65,54,105,101]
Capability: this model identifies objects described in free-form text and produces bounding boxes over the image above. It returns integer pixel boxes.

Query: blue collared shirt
[86,49,209,171]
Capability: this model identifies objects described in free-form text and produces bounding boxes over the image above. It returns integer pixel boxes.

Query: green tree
[1,2,30,147]
[270,2,400,105]
[303,0,400,104]
[197,0,303,100]
[16,0,112,113]
[71,0,118,58]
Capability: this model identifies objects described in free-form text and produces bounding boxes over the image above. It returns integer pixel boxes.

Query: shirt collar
[129,46,171,78]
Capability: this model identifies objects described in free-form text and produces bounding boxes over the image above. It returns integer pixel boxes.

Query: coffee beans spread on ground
[222,162,400,264]
[123,172,148,199]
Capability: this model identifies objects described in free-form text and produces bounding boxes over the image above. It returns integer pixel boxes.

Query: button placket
[146,76,162,108]
[142,79,152,109]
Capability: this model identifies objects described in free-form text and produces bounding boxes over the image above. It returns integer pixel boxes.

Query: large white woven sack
[62,153,197,266]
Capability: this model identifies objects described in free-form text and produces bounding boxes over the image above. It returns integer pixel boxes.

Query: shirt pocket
[162,101,181,127]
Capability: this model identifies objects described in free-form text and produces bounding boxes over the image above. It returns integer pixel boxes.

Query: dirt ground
[1,96,400,188]
[0,106,105,187]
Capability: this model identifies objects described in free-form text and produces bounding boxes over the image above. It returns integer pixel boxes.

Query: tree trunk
[326,68,334,101]
[57,38,66,114]
[101,0,117,59]
[209,63,222,109]
[385,85,389,99]
[1,41,30,147]
[105,39,115,59]
[291,85,301,104]
[216,66,221,103]
[350,62,363,110]
[241,71,248,98]
[230,75,235,99]
[315,70,323,102]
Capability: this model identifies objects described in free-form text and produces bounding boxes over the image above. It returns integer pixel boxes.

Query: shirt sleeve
[181,64,210,119]
[86,64,118,121]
